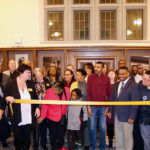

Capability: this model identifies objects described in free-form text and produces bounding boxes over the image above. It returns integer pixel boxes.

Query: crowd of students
[0,59,150,150]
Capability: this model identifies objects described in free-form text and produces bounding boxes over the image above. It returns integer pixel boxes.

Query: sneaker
[84,146,89,150]
[76,142,83,150]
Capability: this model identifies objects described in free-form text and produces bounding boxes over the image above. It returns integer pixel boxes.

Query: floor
[0,134,116,150]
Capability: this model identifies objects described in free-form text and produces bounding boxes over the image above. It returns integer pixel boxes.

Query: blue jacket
[108,78,139,122]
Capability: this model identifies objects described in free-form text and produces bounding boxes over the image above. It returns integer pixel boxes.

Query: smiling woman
[5,64,40,150]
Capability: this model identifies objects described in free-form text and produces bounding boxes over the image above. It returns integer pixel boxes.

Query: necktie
[119,81,124,96]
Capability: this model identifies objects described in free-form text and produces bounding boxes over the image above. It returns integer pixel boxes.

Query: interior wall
[0,0,40,47]
[0,0,150,47]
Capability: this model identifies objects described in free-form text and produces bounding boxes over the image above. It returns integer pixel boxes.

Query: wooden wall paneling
[32,50,37,69]
[37,50,65,77]
[125,48,127,65]
[64,49,67,69]
[127,49,150,69]
[2,50,8,71]
[8,50,33,68]
[67,49,122,71]
[1,47,150,72]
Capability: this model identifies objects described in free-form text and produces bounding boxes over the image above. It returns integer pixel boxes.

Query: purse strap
[63,88,67,100]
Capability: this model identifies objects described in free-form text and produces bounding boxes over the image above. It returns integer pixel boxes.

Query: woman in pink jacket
[38,81,70,150]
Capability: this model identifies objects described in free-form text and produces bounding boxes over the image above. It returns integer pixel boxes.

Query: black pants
[13,124,32,150]
[47,118,66,150]
[67,129,83,150]
[0,116,10,141]
[33,118,48,149]
[107,124,114,140]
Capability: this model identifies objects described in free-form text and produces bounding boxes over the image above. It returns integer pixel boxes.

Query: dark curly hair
[76,69,87,77]
[16,64,31,76]
[71,88,82,99]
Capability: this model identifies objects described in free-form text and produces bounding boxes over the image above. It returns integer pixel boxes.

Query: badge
[46,83,50,86]
[143,96,147,101]
[28,88,33,92]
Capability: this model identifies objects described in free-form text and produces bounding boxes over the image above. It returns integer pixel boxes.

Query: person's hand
[35,108,40,119]
[88,107,92,116]
[37,117,44,124]
[107,113,112,119]
[128,119,134,124]
[104,107,108,117]
[6,96,15,103]
[0,109,4,120]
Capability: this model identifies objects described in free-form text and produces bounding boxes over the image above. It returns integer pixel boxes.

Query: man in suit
[108,66,139,150]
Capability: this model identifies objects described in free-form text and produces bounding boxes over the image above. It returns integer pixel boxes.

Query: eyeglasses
[143,78,150,81]
[64,74,71,76]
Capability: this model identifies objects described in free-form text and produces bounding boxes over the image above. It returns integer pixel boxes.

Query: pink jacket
[41,87,70,122]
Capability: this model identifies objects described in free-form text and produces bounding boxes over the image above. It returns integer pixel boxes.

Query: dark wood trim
[125,48,127,63]
[64,49,67,69]
[2,51,8,70]
[32,50,37,69]
[0,46,150,51]
[0,46,150,71]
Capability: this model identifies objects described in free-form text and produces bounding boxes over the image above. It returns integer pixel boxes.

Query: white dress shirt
[118,77,129,97]
[18,88,32,126]
[134,74,143,83]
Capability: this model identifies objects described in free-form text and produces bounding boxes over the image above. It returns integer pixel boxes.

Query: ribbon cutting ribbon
[9,100,150,116]
[13,99,150,106]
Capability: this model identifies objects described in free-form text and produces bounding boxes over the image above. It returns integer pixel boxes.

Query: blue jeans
[90,107,106,150]
[140,124,150,150]
[84,117,90,147]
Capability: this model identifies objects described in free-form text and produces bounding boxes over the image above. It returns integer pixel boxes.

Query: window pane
[100,0,116,3]
[126,0,143,3]
[74,31,80,40]
[126,10,143,40]
[48,11,64,40]
[47,0,64,5]
[73,0,90,4]
[100,10,116,40]
[73,11,90,40]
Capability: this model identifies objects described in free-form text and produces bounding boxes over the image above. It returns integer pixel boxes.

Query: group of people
[0,59,150,150]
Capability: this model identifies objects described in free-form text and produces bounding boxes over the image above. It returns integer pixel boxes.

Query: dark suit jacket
[108,78,139,122]
[0,84,6,111]
[5,79,39,127]
[2,70,17,89]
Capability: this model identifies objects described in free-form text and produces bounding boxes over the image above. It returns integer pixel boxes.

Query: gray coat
[67,99,88,130]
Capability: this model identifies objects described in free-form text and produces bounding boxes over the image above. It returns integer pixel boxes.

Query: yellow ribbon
[14,99,150,106]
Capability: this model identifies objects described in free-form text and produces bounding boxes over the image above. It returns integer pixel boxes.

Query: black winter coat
[138,81,150,125]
